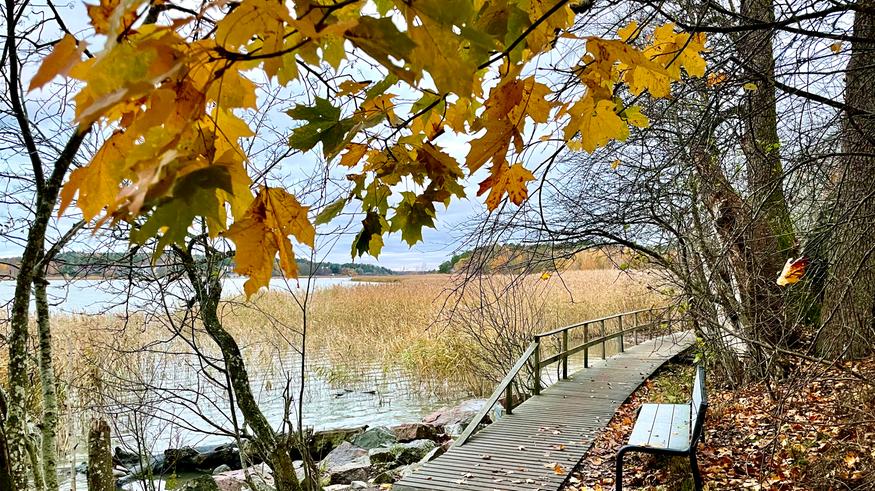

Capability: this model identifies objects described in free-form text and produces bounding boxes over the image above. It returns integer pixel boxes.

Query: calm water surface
[0,276,369,313]
[0,278,474,490]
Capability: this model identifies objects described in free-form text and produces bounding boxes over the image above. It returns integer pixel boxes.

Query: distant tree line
[0,252,394,279]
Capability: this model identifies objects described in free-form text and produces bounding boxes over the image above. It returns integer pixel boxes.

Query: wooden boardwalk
[395,331,695,491]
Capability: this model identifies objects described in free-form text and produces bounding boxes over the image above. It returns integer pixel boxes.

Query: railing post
[600,319,606,359]
[618,314,624,353]
[505,383,514,415]
[533,336,541,396]
[562,329,568,379]
[583,323,589,368]
[634,311,639,345]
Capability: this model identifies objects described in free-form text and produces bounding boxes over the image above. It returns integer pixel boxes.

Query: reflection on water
[59,347,471,491]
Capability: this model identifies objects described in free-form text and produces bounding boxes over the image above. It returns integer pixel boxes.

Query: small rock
[213,464,232,474]
[324,485,352,491]
[350,481,370,489]
[390,423,441,443]
[326,460,372,485]
[351,426,397,449]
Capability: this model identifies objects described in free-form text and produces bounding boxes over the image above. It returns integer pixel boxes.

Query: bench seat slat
[627,404,658,446]
[627,404,690,450]
[667,404,691,450]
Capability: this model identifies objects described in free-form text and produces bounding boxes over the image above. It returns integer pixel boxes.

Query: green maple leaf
[287,96,355,157]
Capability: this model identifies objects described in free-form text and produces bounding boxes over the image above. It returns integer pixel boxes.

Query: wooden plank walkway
[395,331,695,491]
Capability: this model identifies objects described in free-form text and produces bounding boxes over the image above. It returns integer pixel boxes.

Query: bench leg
[690,451,703,491]
[615,447,628,491]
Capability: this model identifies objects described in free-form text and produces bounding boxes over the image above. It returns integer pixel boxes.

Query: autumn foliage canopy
[31,0,706,296]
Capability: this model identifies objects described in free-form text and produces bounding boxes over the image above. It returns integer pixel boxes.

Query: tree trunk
[820,0,875,359]
[734,0,798,349]
[35,277,60,491]
[0,388,14,490]
[178,251,302,490]
[87,419,114,491]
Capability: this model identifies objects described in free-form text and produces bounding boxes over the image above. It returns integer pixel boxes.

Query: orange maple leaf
[776,256,809,286]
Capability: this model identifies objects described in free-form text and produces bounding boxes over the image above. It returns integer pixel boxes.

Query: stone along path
[395,331,695,491]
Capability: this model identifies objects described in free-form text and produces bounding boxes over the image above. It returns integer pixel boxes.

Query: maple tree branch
[4,0,45,194]
[728,55,875,118]
[45,0,95,58]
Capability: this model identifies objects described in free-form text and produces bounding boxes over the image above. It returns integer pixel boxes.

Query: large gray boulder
[422,399,494,427]
[194,443,241,471]
[311,426,367,458]
[351,426,396,449]
[367,447,395,466]
[389,439,437,466]
[322,442,368,468]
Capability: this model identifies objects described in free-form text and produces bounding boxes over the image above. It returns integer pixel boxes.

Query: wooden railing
[453,306,674,447]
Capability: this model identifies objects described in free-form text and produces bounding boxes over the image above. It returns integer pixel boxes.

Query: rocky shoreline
[97,399,501,490]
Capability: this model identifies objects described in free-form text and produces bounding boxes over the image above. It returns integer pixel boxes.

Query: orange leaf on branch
[776,256,809,286]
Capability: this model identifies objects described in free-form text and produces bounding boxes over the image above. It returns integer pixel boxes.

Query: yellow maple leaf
[830,42,842,54]
[477,162,535,210]
[225,187,315,297]
[340,143,369,167]
[540,272,551,281]
[564,96,629,153]
[408,21,481,97]
[215,0,294,49]
[618,21,639,42]
[611,159,621,170]
[622,105,650,128]
[336,80,370,97]
[86,0,139,37]
[59,131,130,220]
[29,35,86,92]
[743,82,759,92]
[776,256,809,286]
[466,119,513,174]
[525,0,575,54]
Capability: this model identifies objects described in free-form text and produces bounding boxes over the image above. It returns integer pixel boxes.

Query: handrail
[452,306,675,448]
[453,341,538,447]
[534,307,666,339]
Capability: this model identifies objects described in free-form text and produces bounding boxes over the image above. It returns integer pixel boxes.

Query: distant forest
[437,244,628,273]
[0,251,395,279]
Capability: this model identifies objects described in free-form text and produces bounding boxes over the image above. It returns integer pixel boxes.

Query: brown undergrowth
[565,356,875,491]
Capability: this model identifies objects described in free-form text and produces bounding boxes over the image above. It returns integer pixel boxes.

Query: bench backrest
[690,365,707,445]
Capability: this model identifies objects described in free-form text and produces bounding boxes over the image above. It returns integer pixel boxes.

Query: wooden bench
[615,365,707,491]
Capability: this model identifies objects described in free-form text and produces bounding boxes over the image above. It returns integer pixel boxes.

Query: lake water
[0,276,368,313]
[0,278,475,490]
